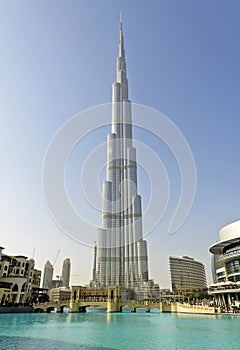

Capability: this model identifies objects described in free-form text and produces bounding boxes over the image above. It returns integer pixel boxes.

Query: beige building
[32,269,41,289]
[169,256,207,294]
[50,287,71,302]
[0,246,38,304]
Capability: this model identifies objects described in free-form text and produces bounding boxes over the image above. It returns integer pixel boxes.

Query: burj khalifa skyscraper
[90,19,159,299]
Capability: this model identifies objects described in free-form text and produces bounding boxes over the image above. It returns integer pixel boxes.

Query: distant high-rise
[169,256,207,294]
[42,260,53,290]
[61,258,71,288]
[90,19,159,299]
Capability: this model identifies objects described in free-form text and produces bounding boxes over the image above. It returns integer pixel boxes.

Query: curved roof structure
[210,220,240,254]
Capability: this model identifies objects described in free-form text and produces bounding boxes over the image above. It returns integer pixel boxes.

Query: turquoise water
[0,310,239,349]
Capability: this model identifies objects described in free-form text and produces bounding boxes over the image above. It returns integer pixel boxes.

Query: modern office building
[90,20,159,299]
[209,220,240,308]
[0,246,36,304]
[42,260,53,290]
[169,256,207,294]
[61,258,71,288]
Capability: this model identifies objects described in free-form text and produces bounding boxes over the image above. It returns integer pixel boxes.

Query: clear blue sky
[0,0,239,288]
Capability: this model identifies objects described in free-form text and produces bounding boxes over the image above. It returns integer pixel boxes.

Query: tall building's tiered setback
[90,20,159,300]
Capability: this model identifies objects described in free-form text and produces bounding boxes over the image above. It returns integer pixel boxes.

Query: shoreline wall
[0,306,33,314]
[161,302,215,314]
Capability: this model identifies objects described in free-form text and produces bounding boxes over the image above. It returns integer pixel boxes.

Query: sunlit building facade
[90,20,159,299]
[0,246,36,304]
[210,220,240,283]
[169,256,207,294]
[209,220,240,309]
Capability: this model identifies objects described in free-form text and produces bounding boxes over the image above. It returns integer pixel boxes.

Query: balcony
[216,249,240,263]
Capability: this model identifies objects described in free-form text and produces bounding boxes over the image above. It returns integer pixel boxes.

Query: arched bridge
[33,299,161,313]
[68,299,161,313]
[33,299,215,314]
[33,300,70,313]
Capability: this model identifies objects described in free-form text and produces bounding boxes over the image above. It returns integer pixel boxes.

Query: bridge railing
[71,297,108,303]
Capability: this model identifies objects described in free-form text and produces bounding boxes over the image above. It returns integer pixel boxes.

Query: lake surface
[0,310,239,349]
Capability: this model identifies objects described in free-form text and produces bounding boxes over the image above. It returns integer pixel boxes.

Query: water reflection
[0,336,116,350]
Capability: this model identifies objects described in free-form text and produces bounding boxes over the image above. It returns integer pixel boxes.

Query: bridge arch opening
[46,306,55,313]
[149,308,160,313]
[34,308,44,313]
[120,305,131,312]
[78,306,87,312]
[59,305,69,313]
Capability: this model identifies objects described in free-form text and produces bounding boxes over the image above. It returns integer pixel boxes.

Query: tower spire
[117,14,127,87]
[118,13,124,58]
[119,12,123,41]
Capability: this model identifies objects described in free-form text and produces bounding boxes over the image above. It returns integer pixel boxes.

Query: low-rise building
[49,287,71,302]
[0,246,36,304]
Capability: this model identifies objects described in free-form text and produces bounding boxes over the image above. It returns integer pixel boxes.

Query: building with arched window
[0,246,39,305]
